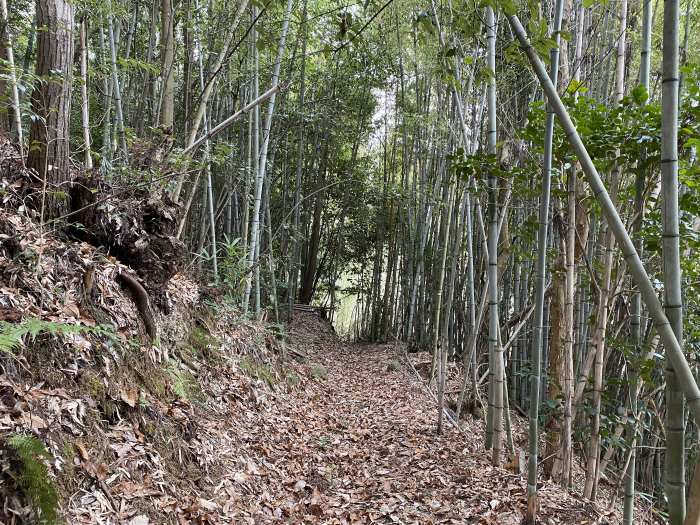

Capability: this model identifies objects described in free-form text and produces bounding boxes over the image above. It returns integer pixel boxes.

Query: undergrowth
[0,318,114,353]
[188,325,217,353]
[7,434,59,524]
[167,360,202,401]
[239,356,277,387]
[310,363,328,381]
[238,356,301,390]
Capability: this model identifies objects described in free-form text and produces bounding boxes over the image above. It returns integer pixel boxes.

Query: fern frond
[0,318,116,353]
[7,434,59,524]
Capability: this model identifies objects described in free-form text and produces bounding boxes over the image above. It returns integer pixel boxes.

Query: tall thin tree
[661,0,685,521]
[27,0,75,188]
[526,0,563,517]
[243,0,293,314]
[0,0,22,152]
[624,0,652,520]
[288,0,308,320]
[485,5,504,467]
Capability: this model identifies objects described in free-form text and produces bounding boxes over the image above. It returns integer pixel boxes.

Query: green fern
[167,360,201,400]
[0,318,115,353]
[170,368,190,399]
[7,434,59,524]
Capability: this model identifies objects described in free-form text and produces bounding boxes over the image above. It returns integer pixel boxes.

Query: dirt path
[229,315,609,524]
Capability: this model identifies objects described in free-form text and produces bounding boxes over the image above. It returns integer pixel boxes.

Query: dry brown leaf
[74,441,90,462]
[83,460,108,481]
[120,387,139,407]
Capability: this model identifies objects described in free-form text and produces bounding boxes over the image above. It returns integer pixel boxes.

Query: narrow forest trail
[229,313,612,524]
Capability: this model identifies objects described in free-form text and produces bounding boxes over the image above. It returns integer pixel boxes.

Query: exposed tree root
[116,271,157,340]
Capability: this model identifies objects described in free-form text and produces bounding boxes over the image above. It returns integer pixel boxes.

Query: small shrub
[7,434,58,524]
[266,322,286,340]
[239,357,277,388]
[188,325,216,352]
[387,360,401,372]
[281,367,301,389]
[220,236,247,299]
[310,363,328,381]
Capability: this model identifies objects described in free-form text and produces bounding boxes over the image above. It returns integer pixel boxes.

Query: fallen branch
[182,84,285,156]
[502,301,536,353]
[401,346,460,430]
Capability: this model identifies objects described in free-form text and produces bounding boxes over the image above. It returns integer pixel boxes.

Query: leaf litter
[0,149,657,523]
[228,313,642,524]
[0,303,656,523]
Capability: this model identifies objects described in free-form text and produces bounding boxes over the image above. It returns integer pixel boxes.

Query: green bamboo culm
[7,434,59,524]
[484,4,502,464]
[661,0,685,521]
[624,0,653,521]
[510,7,700,521]
[525,0,564,519]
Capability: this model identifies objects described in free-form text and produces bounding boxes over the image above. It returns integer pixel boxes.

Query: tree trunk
[78,17,92,169]
[484,5,504,469]
[526,0,563,517]
[435,181,454,434]
[287,0,307,318]
[0,0,22,149]
[135,0,158,135]
[97,18,113,173]
[625,0,652,519]
[243,0,292,313]
[544,238,566,478]
[300,183,324,304]
[583,176,617,500]
[193,1,217,283]
[0,44,9,135]
[584,0,627,499]
[242,10,260,313]
[27,0,75,187]
[106,0,127,159]
[159,0,175,130]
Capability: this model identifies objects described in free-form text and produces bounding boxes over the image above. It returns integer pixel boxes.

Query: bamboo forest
[2,0,700,522]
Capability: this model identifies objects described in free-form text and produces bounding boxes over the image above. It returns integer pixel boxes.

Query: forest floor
[0,138,655,524]
[229,312,631,524]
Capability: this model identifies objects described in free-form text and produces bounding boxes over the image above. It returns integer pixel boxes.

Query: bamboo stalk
[507,14,700,426]
[0,0,23,155]
[526,0,563,516]
[182,84,283,157]
[661,0,685,520]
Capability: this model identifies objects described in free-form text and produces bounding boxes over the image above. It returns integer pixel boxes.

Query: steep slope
[0,139,309,524]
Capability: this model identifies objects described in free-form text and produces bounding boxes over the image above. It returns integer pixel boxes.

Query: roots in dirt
[0,137,185,314]
[68,175,185,311]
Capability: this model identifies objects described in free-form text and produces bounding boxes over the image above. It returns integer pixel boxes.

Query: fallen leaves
[119,387,139,408]
[0,212,653,525]
[190,312,636,524]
